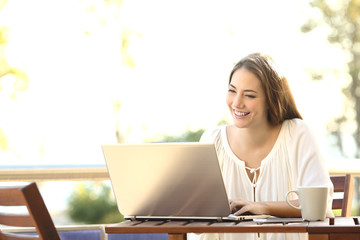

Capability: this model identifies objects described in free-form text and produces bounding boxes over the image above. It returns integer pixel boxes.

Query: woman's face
[226,67,269,129]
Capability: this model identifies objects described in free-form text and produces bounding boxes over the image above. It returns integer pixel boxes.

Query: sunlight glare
[0,0,350,165]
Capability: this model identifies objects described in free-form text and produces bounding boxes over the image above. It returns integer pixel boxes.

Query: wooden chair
[0,182,60,240]
[330,174,354,217]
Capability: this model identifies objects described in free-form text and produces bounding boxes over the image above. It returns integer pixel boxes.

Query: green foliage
[332,209,341,217]
[217,116,231,126]
[0,24,28,96]
[145,128,205,143]
[302,0,360,158]
[0,128,8,151]
[67,182,124,224]
[144,117,230,143]
[0,3,29,152]
[302,0,360,51]
[332,208,360,217]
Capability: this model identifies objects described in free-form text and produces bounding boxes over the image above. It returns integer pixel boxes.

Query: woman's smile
[234,110,250,118]
[226,67,268,128]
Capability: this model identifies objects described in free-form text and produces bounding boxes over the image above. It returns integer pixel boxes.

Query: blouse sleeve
[199,127,221,143]
[199,126,225,168]
[286,119,334,217]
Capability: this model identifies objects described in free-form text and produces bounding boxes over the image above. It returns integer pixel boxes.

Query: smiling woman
[199,53,334,240]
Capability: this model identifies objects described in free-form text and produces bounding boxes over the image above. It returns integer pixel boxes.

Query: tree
[0,5,29,98]
[144,117,231,143]
[143,128,204,143]
[155,128,205,143]
[0,2,29,152]
[302,0,360,158]
[67,182,124,224]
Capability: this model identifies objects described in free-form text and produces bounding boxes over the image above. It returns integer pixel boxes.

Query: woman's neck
[230,122,281,150]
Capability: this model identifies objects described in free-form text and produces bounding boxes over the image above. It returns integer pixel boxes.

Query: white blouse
[197,119,334,240]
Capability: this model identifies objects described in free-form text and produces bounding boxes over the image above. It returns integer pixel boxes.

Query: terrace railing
[1,159,360,182]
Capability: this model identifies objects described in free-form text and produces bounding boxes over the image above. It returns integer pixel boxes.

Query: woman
[199,53,334,240]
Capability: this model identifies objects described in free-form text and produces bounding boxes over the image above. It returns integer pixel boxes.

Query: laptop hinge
[217,217,222,222]
[130,216,137,221]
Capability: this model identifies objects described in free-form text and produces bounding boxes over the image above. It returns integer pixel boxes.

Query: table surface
[105,217,360,234]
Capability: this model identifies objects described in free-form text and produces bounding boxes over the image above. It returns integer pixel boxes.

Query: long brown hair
[229,53,302,125]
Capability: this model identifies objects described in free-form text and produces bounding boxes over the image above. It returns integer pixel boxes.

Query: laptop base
[125,214,270,222]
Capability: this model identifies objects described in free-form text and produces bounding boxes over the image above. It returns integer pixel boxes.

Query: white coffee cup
[285,186,329,221]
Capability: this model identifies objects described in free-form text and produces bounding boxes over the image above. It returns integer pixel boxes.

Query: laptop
[102,142,269,222]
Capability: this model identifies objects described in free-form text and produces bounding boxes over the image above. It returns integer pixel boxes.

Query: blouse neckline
[220,121,287,186]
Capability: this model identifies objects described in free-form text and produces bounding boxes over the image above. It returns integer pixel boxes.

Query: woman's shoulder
[282,117,309,130]
[282,118,315,140]
[199,125,226,143]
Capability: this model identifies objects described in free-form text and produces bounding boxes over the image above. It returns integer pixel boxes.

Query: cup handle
[285,190,301,210]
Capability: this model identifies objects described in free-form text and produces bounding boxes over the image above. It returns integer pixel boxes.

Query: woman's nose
[232,95,244,108]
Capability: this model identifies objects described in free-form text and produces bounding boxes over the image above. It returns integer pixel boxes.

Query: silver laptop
[102,142,269,222]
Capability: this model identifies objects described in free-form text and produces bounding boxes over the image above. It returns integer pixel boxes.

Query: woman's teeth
[234,110,249,117]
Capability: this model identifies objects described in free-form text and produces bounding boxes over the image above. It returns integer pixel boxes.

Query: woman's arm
[289,120,334,217]
[230,199,301,218]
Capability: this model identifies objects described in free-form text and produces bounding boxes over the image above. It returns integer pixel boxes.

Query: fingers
[229,199,264,216]
[229,199,249,216]
[236,209,254,216]
[233,205,252,216]
[229,199,245,208]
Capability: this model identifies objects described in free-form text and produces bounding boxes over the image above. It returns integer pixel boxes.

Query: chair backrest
[0,182,60,240]
[330,174,354,217]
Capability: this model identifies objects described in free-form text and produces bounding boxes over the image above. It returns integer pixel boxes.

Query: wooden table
[105,217,360,240]
[308,217,360,240]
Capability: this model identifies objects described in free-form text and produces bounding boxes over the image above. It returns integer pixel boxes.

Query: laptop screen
[102,142,231,219]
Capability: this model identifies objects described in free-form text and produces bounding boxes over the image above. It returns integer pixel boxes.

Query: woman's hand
[229,199,302,217]
[229,199,268,216]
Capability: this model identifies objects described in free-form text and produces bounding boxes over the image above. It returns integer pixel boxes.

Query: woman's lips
[234,110,250,118]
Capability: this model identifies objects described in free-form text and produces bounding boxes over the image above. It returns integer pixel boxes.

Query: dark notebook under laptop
[102,142,269,222]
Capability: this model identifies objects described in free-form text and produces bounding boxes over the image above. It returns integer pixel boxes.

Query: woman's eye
[246,95,256,98]
[228,89,236,93]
